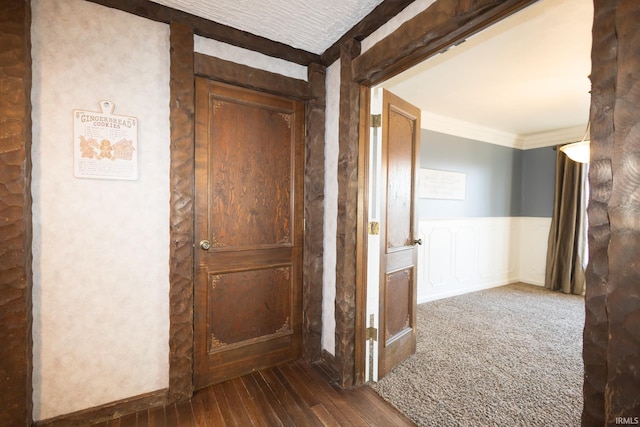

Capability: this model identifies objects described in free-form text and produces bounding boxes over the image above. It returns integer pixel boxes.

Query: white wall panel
[454,227,477,284]
[417,218,536,303]
[518,217,552,286]
[427,227,453,287]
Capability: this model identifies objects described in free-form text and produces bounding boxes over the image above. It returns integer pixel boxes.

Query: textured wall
[0,1,32,425]
[31,0,170,420]
[322,59,340,356]
[361,0,437,53]
[194,36,307,81]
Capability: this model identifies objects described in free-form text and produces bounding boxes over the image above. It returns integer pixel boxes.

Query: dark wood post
[304,62,327,362]
[0,0,33,425]
[168,21,195,403]
[582,0,615,423]
[334,39,361,388]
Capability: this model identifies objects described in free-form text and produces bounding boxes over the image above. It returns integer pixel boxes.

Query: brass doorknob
[413,238,423,246]
[200,240,212,250]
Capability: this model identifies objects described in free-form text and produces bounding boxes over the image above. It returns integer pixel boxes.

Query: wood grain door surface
[378,89,420,378]
[194,78,304,388]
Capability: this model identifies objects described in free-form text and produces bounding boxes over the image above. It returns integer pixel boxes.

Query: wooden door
[194,78,304,388]
[378,89,420,378]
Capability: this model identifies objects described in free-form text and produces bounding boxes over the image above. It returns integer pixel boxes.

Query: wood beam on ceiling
[352,0,540,86]
[84,0,321,66]
[320,0,417,65]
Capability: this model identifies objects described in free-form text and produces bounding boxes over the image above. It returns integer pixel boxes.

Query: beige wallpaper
[194,35,308,81]
[31,0,171,420]
[322,60,340,356]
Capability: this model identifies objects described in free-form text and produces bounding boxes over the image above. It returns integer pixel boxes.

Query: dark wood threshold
[90,360,415,426]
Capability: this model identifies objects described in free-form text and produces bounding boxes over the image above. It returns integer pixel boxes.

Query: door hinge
[370,114,381,128]
[366,326,378,342]
[368,221,380,235]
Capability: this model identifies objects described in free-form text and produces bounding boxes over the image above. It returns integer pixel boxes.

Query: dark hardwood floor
[92,359,415,426]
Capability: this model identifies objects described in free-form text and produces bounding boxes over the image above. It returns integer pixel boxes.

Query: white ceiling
[151,0,592,144]
[382,0,593,141]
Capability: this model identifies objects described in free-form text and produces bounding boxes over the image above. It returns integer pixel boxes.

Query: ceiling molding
[422,111,588,151]
[522,125,587,150]
[421,111,524,149]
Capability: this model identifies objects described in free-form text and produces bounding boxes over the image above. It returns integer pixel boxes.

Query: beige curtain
[545,149,588,295]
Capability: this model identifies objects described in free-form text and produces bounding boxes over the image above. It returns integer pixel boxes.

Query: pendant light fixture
[560,122,590,163]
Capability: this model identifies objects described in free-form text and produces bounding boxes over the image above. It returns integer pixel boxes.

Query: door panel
[194,78,303,388]
[386,108,415,250]
[207,266,292,350]
[378,89,420,378]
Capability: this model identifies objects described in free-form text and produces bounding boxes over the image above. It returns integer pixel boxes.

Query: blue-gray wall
[521,146,557,217]
[419,129,555,218]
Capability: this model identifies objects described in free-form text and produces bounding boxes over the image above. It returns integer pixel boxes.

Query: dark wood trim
[168,21,196,403]
[582,1,615,424]
[0,1,33,425]
[354,85,371,386]
[303,62,327,363]
[320,0,417,65]
[598,0,640,422]
[84,0,320,66]
[333,39,362,389]
[34,389,168,426]
[318,349,340,383]
[351,0,539,85]
[194,53,312,100]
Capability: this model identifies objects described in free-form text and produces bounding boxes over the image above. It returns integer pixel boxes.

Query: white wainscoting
[417,217,551,303]
[518,217,552,287]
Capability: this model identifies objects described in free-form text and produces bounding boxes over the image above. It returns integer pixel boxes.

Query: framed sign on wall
[73,100,138,180]
[418,168,466,200]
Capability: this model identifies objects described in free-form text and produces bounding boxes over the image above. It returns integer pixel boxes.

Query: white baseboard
[418,279,518,304]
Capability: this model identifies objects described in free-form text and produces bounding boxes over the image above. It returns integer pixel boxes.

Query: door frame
[351,0,539,385]
[167,23,326,402]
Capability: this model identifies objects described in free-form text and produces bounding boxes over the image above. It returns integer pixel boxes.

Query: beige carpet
[370,283,584,427]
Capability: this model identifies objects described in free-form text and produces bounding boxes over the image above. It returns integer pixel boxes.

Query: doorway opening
[358,0,591,385]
